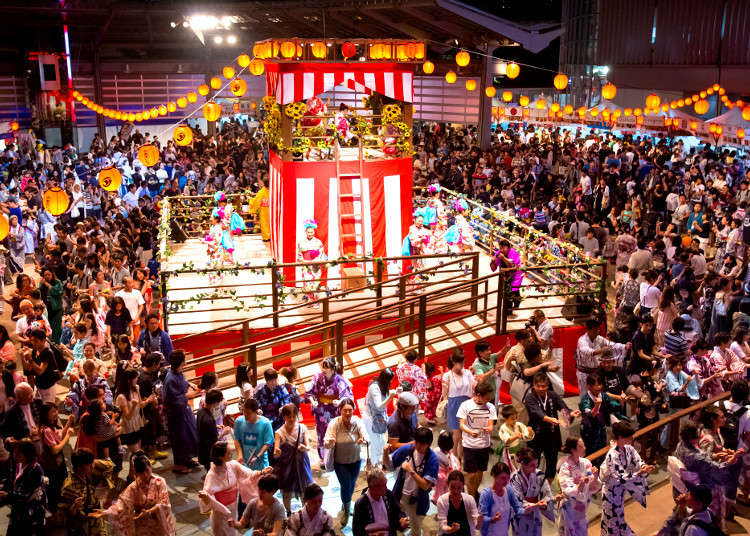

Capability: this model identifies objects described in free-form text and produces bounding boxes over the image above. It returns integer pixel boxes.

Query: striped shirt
[663,330,689,361]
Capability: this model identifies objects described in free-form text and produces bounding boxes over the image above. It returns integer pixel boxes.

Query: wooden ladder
[335,143,367,289]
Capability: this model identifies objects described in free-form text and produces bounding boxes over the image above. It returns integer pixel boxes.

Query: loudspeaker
[170,220,188,243]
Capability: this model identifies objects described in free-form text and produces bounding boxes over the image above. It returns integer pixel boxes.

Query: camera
[525,316,537,329]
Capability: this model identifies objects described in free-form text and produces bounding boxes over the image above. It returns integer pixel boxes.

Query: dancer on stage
[205,215,232,271]
[211,191,246,262]
[297,219,326,305]
[445,199,475,253]
[249,177,270,241]
[425,184,448,254]
[403,210,432,288]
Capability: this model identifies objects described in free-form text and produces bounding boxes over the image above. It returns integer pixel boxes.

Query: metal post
[375,260,384,315]
[242,320,250,362]
[271,268,280,328]
[418,295,426,361]
[477,41,493,151]
[398,278,407,334]
[497,273,506,335]
[322,298,331,357]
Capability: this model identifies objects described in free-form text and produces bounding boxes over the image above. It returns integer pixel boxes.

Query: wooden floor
[164,235,581,335]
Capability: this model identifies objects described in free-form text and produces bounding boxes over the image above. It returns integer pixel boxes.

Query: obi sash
[301,250,320,261]
[214,485,238,506]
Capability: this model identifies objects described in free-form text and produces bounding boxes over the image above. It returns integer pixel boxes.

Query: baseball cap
[397,392,419,407]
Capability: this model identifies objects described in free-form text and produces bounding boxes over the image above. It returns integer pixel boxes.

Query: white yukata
[509,468,555,536]
[557,455,601,536]
[198,460,261,536]
[600,444,650,536]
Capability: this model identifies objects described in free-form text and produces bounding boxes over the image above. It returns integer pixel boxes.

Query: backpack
[719,401,748,451]
[681,515,727,536]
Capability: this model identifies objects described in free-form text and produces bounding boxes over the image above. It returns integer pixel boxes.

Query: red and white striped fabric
[269,151,413,283]
[266,63,414,105]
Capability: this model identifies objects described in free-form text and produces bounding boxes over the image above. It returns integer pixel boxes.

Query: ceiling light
[170,22,177,28]
[214,36,223,44]
[227,35,237,44]
[182,21,189,27]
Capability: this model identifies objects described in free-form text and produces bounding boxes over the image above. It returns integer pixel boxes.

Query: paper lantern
[127,113,136,122]
[174,125,193,146]
[694,100,709,115]
[445,71,456,84]
[237,54,251,68]
[535,98,546,110]
[296,43,303,58]
[465,79,477,91]
[519,95,529,107]
[563,104,573,114]
[636,116,644,125]
[230,78,247,97]
[718,88,726,95]
[589,108,599,117]
[43,187,70,216]
[553,74,568,90]
[198,84,210,96]
[114,112,122,120]
[281,41,296,58]
[187,92,198,103]
[203,102,222,122]
[716,125,723,135]
[341,42,356,58]
[577,107,585,117]
[143,110,151,120]
[709,124,717,134]
[502,91,512,102]
[222,66,235,79]
[485,86,496,98]
[177,97,187,108]
[613,109,621,118]
[677,99,685,107]
[158,105,167,116]
[414,43,425,60]
[601,83,616,100]
[369,44,382,60]
[707,88,714,95]
[602,109,610,119]
[522,108,530,117]
[672,118,680,127]
[689,121,697,130]
[743,108,750,121]
[456,50,470,67]
[166,102,176,113]
[551,102,560,113]
[138,144,160,167]
[422,61,434,74]
[150,107,159,118]
[645,94,660,110]
[505,62,520,79]
[311,42,327,59]
[633,107,642,116]
[0,215,7,241]
[699,91,707,99]
[249,59,265,76]
[98,166,122,192]
[738,128,745,139]
[210,77,222,90]
[712,83,720,91]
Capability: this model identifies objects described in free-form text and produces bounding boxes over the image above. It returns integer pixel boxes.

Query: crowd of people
[0,115,747,536]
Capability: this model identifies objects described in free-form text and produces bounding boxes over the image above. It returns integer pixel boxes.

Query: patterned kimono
[427,197,448,254]
[395,362,428,401]
[283,506,336,536]
[104,475,175,536]
[2,462,47,536]
[600,444,650,536]
[558,455,601,536]
[199,460,259,536]
[211,205,237,255]
[249,187,270,240]
[452,213,475,253]
[206,223,231,273]
[423,373,443,422]
[406,224,432,286]
[509,468,554,536]
[305,372,353,457]
[296,236,326,301]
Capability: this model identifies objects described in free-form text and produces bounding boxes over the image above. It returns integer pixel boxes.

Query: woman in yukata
[296,219,327,306]
[303,357,353,460]
[557,436,601,536]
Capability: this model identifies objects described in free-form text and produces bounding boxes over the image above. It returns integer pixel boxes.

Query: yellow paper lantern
[173,125,193,146]
[712,83,720,91]
[577,107,586,117]
[535,98,546,110]
[203,101,222,122]
[177,97,187,108]
[138,144,160,167]
[589,108,599,117]
[563,104,573,114]
[311,42,327,59]
[502,91,512,102]
[43,187,70,216]
[690,121,697,130]
[716,125,723,135]
[249,59,265,76]
[743,107,750,121]
[709,124,717,134]
[222,66,235,79]
[280,41,296,58]
[114,111,122,120]
[143,110,151,120]
[98,166,122,192]
[601,83,616,100]
[519,95,529,107]
[198,84,210,96]
[694,99,709,115]
[633,107,642,116]
[237,54,251,68]
[602,108,610,118]
[150,107,159,118]
[445,71,457,84]
[677,99,685,107]
[613,109,621,118]
[230,78,247,97]
[167,102,177,112]
[485,86,496,98]
[645,94,660,110]
[738,128,745,139]
[718,87,726,95]
[127,113,136,122]
[0,215,8,241]
[465,79,477,91]
[661,104,669,112]
[707,88,714,96]
[553,73,569,90]
[636,116,644,125]
[522,108,530,117]
[551,102,560,113]
[210,77,222,90]
[505,62,520,79]
[414,43,425,60]
[422,61,435,74]
[187,92,198,103]
[699,91,707,99]
[685,97,693,105]
[158,105,167,116]
[455,50,470,67]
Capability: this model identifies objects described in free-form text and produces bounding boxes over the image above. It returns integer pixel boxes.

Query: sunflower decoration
[382,104,402,123]
[284,101,308,120]
[262,95,276,108]
[351,114,371,138]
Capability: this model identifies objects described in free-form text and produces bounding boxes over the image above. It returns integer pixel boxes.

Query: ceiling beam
[322,11,385,39]
[358,9,431,41]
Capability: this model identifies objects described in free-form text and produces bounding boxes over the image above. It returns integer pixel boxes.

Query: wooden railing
[168,192,257,238]
[168,251,478,347]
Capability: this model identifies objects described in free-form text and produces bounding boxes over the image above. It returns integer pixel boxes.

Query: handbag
[366,390,388,434]
[436,399,448,420]
[323,446,336,472]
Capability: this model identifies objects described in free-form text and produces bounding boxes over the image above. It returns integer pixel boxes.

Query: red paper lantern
[341,42,356,58]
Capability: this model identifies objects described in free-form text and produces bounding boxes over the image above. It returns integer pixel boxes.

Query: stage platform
[164,235,580,336]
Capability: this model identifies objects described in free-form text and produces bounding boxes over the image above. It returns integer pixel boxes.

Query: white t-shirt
[639,283,661,308]
[401,449,424,497]
[456,398,497,449]
[443,370,474,398]
[115,288,145,321]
